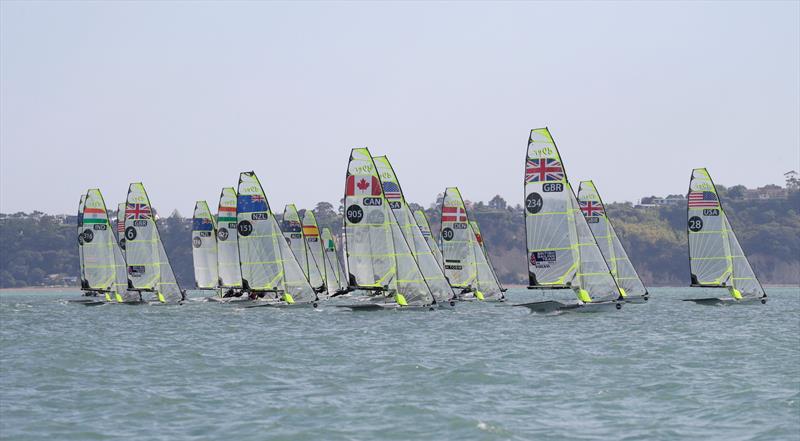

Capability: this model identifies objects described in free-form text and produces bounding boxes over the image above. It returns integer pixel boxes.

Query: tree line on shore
[1,188,798,288]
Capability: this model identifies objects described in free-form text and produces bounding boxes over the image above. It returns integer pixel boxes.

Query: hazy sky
[2,1,798,215]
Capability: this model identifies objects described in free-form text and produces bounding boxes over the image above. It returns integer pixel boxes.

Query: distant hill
[1,190,798,288]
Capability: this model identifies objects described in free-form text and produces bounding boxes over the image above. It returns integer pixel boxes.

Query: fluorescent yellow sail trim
[104,292,112,302]
[577,289,592,303]
[282,293,295,304]
[619,287,627,298]
[474,290,485,301]
[115,293,124,302]
[729,288,743,300]
[395,293,408,306]
[157,293,166,303]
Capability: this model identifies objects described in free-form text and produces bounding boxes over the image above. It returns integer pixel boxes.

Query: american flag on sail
[579,201,604,217]
[688,191,719,208]
[382,181,402,200]
[117,216,125,232]
[526,158,564,182]
[442,206,467,222]
[126,203,152,220]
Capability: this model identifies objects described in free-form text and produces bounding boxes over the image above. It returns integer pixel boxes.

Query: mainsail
[192,200,219,290]
[470,220,506,293]
[216,187,243,290]
[282,204,325,292]
[440,188,503,301]
[302,211,338,296]
[321,227,348,293]
[343,148,435,306]
[236,171,317,303]
[524,128,621,304]
[577,180,648,300]
[113,203,139,303]
[374,155,455,305]
[80,189,117,298]
[77,194,87,290]
[687,168,766,300]
[413,210,444,270]
[124,183,183,303]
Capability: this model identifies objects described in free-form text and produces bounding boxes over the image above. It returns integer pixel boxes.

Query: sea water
[1,287,798,441]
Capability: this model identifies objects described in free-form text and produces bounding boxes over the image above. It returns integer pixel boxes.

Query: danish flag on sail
[346,175,381,196]
[442,206,467,222]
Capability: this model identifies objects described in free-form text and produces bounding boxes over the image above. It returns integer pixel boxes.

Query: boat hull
[514,300,622,313]
[622,295,649,304]
[683,297,767,306]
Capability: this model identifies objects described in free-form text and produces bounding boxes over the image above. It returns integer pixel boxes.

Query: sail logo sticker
[531,251,556,267]
[352,164,374,174]
[128,265,145,277]
[528,146,553,157]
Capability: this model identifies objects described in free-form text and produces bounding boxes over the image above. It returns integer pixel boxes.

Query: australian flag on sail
[526,158,564,182]
[193,218,214,231]
[579,201,604,217]
[126,203,152,220]
[688,191,719,208]
[237,194,268,213]
[382,181,402,199]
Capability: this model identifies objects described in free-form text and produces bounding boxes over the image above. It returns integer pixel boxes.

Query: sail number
[703,209,720,216]
[124,226,137,241]
[217,228,229,241]
[542,183,563,192]
[442,227,454,241]
[237,220,253,236]
[688,216,703,232]
[346,205,364,224]
[526,192,543,214]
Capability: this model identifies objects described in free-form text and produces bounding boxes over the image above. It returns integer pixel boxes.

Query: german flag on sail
[303,225,319,238]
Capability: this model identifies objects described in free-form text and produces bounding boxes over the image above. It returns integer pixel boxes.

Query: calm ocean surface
[1,287,798,441]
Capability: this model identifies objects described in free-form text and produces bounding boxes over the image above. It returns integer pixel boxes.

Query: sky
[1,1,798,215]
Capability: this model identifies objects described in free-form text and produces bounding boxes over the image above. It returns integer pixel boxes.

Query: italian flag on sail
[218,206,237,223]
[83,207,107,224]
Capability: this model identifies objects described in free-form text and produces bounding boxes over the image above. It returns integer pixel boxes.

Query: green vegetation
[1,190,797,288]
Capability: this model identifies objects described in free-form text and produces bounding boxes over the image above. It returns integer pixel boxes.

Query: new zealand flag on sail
[237,194,269,213]
[193,218,214,231]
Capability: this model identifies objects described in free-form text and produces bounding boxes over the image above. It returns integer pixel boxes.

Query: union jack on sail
[526,158,564,182]
[126,203,152,220]
[579,201,604,217]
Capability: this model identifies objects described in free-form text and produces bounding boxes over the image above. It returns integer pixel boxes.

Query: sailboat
[124,183,184,304]
[303,211,348,296]
[216,187,245,298]
[577,180,649,303]
[114,203,142,303]
[75,194,93,298]
[320,227,349,295]
[469,220,507,293]
[439,188,504,301]
[282,204,326,295]
[684,168,767,305]
[519,128,623,313]
[236,171,319,307]
[192,200,220,296]
[413,210,445,270]
[340,148,437,310]
[374,155,456,306]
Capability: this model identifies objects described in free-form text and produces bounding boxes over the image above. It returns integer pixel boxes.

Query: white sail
[302,211,334,296]
[113,203,139,303]
[577,180,648,299]
[470,220,505,292]
[237,171,317,303]
[124,183,183,303]
[216,187,243,289]
[688,168,766,300]
[524,128,621,304]
[413,210,444,270]
[440,188,477,289]
[192,200,219,290]
[343,148,435,306]
[81,189,116,292]
[374,155,455,305]
[282,204,325,292]
[77,194,87,289]
[321,227,347,292]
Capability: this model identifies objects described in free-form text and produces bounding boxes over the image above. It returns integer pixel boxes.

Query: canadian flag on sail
[346,175,382,196]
